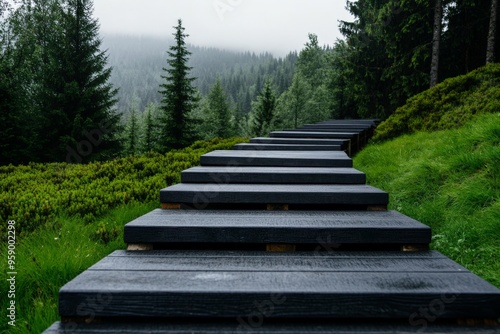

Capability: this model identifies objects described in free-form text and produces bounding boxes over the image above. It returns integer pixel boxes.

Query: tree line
[2,0,497,164]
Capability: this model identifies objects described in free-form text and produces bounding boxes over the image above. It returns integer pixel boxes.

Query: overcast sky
[93,0,353,56]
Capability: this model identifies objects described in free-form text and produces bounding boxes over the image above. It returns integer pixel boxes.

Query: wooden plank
[200,150,352,168]
[59,251,500,319]
[234,143,342,151]
[250,137,349,146]
[180,167,367,185]
[270,131,357,139]
[43,320,500,333]
[124,210,431,245]
[303,124,374,130]
[159,184,388,207]
[91,250,462,272]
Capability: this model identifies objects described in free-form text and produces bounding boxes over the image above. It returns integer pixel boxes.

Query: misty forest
[0,0,498,165]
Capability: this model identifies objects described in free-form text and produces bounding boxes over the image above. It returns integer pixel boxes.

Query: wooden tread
[250,137,349,146]
[200,150,352,167]
[160,184,388,208]
[124,210,431,246]
[180,167,366,184]
[58,251,500,319]
[44,320,500,333]
[270,131,357,139]
[234,143,342,151]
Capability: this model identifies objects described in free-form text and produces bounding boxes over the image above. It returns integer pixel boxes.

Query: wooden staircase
[45,120,500,333]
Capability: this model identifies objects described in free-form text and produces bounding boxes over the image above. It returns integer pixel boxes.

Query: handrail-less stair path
[45,120,500,333]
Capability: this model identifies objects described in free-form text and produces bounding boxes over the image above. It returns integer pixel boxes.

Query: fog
[93,0,353,56]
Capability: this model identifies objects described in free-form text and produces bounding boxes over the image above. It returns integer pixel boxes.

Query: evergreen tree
[159,19,199,150]
[250,79,276,136]
[125,104,139,155]
[206,79,232,138]
[141,103,160,153]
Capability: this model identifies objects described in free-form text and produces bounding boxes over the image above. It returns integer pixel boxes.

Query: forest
[0,0,498,166]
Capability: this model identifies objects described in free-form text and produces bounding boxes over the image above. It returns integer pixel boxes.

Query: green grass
[0,201,157,333]
[374,63,500,141]
[355,113,500,287]
[0,137,248,333]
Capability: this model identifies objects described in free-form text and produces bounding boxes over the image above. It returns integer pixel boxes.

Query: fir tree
[206,79,232,138]
[125,104,139,155]
[34,0,121,163]
[250,79,276,136]
[159,19,199,150]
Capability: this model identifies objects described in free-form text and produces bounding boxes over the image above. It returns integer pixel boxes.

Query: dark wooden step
[293,128,368,134]
[181,167,366,184]
[302,124,374,130]
[58,251,500,320]
[318,119,379,126]
[200,150,352,168]
[270,131,357,139]
[124,210,431,245]
[234,143,342,151]
[160,184,388,208]
[44,320,500,333]
[250,137,349,147]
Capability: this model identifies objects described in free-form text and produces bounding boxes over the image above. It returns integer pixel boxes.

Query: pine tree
[250,79,276,136]
[125,104,139,155]
[159,19,199,150]
[206,79,232,138]
[141,103,160,153]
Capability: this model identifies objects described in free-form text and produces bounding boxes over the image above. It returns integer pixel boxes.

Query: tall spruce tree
[55,0,121,163]
[250,79,276,136]
[206,79,232,138]
[159,19,199,150]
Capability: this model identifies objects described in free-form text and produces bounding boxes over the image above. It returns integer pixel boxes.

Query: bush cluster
[374,64,500,141]
[0,138,247,238]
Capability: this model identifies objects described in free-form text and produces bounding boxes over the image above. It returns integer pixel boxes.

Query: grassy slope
[374,63,500,141]
[355,113,500,287]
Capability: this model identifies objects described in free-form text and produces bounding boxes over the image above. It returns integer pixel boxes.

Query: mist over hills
[101,34,297,116]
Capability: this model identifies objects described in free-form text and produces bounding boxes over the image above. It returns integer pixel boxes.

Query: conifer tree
[206,79,232,138]
[43,0,121,163]
[250,79,276,136]
[159,19,199,150]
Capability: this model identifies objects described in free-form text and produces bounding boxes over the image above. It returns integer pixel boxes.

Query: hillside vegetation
[374,64,500,141]
[0,138,247,238]
[355,113,500,287]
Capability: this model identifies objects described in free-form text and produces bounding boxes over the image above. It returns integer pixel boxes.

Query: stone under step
[250,137,349,147]
[181,167,366,184]
[270,131,357,140]
[124,210,431,247]
[44,321,500,333]
[58,251,500,320]
[234,143,342,151]
[200,150,352,168]
[160,184,388,209]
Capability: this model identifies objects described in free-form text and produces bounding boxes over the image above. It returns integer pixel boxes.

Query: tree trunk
[487,0,498,64]
[430,0,443,87]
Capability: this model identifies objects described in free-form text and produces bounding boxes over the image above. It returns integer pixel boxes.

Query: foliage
[374,64,500,141]
[0,137,247,238]
[0,0,121,165]
[102,34,297,119]
[159,19,199,150]
[196,79,234,140]
[355,113,500,287]
[249,79,277,136]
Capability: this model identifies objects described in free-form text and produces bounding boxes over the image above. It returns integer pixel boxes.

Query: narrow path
[45,120,500,333]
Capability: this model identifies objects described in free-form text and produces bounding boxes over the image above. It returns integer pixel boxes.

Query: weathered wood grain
[270,131,357,139]
[159,184,389,206]
[58,251,500,319]
[180,167,366,184]
[200,150,352,167]
[124,209,431,245]
[43,320,500,333]
[234,143,342,151]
